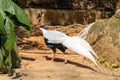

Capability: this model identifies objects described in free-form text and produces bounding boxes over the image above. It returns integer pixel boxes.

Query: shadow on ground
[44,56,96,72]
[21,56,36,61]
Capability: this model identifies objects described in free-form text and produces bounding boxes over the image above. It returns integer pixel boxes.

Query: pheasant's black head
[40,25,47,29]
[37,25,47,31]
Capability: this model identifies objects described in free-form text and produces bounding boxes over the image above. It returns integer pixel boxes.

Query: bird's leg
[51,53,56,62]
[50,49,56,62]
[63,53,67,64]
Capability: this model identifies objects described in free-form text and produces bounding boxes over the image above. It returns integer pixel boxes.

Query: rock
[86,15,120,62]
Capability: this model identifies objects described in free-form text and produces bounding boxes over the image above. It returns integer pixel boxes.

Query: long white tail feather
[62,36,98,66]
[75,36,98,58]
[78,22,95,39]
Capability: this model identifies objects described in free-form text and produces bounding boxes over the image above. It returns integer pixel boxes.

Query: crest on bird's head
[40,25,47,29]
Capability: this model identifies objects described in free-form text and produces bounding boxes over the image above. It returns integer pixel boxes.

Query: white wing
[41,28,67,43]
[78,22,95,39]
[62,36,98,66]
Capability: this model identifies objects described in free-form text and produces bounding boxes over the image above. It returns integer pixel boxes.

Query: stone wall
[24,8,113,25]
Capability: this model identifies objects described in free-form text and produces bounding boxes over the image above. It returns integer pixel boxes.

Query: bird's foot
[63,60,67,64]
[50,59,54,62]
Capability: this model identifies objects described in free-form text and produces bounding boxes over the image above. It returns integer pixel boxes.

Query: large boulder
[86,9,120,63]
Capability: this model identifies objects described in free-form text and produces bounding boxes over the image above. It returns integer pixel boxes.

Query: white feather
[79,22,95,39]
[74,36,98,58]
[40,28,67,43]
[62,36,98,65]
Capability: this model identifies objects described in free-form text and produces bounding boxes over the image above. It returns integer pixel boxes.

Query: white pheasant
[38,23,101,70]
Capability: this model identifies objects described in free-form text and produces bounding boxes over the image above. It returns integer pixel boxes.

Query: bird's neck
[41,28,46,32]
[41,28,47,37]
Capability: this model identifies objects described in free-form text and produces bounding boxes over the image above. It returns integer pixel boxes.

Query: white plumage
[78,22,95,39]
[62,36,98,66]
[40,25,98,67]
[41,28,67,43]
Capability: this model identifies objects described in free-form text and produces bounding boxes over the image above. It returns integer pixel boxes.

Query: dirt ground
[0,36,120,80]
